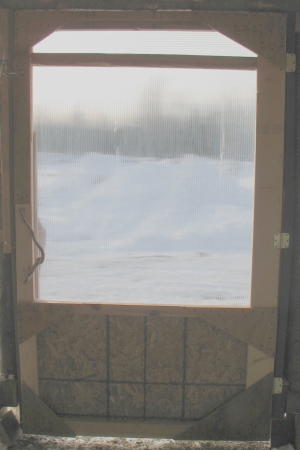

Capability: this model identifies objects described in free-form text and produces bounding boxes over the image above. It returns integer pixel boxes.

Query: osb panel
[184,385,244,420]
[110,316,144,382]
[186,318,247,384]
[146,384,182,419]
[146,317,184,383]
[109,383,144,418]
[37,314,106,381]
[39,380,107,416]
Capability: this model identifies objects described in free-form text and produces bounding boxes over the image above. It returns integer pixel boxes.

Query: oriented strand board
[175,373,273,441]
[109,383,144,418]
[37,314,107,381]
[186,318,247,385]
[39,380,107,416]
[110,316,144,382]
[146,385,183,419]
[146,317,184,383]
[246,345,274,388]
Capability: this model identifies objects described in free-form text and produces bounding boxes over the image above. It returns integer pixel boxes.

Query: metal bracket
[274,233,290,249]
[274,377,283,394]
[286,53,296,72]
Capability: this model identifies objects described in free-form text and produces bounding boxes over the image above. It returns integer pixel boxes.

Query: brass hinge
[274,233,289,249]
[286,53,296,72]
[273,377,283,394]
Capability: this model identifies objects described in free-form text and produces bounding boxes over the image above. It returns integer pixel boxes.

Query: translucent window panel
[33,67,256,306]
[33,30,256,57]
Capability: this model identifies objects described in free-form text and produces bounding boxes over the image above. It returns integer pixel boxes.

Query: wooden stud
[251,56,285,308]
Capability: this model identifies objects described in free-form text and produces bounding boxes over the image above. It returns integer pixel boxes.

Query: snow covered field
[37,152,254,306]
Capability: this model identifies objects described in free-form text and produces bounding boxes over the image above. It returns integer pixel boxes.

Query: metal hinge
[274,233,289,249]
[273,377,283,394]
[286,53,296,72]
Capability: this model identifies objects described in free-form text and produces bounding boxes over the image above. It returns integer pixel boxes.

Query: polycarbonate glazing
[33,30,256,57]
[33,66,256,305]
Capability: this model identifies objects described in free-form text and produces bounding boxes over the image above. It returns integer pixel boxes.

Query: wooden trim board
[65,418,193,439]
[251,56,285,308]
[31,53,257,70]
[17,302,277,357]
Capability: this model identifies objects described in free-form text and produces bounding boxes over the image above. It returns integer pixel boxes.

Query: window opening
[33,31,256,306]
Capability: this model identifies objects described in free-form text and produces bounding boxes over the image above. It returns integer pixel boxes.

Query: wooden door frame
[6,9,287,437]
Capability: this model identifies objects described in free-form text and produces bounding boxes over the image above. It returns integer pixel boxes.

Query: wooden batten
[31,53,257,70]
[65,418,192,439]
[18,302,276,358]
[61,11,213,31]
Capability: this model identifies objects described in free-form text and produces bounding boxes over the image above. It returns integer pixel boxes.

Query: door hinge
[286,53,296,72]
[273,377,283,394]
[274,233,289,249]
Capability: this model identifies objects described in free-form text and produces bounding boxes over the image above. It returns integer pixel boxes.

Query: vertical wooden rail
[13,13,39,396]
[251,56,285,308]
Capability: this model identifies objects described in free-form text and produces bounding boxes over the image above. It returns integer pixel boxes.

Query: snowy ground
[37,152,254,306]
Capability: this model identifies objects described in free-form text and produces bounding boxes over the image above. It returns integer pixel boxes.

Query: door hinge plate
[286,53,296,72]
[274,233,289,249]
[274,377,283,394]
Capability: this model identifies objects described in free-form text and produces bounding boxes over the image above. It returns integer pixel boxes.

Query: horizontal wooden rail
[31,53,257,70]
